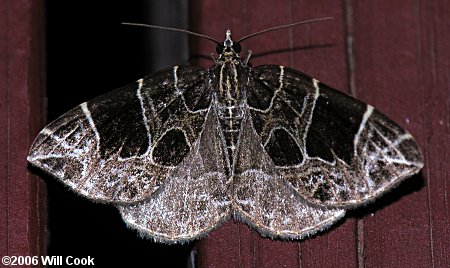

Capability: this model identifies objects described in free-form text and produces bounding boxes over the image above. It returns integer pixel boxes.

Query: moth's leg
[210,53,218,64]
[244,50,252,66]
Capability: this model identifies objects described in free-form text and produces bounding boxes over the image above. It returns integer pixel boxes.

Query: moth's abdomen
[211,62,249,168]
[217,103,245,162]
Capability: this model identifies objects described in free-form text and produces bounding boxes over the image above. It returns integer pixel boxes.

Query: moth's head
[216,30,241,61]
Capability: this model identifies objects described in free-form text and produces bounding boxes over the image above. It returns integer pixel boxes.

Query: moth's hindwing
[119,107,231,243]
[233,109,345,239]
[27,65,211,203]
[248,65,423,207]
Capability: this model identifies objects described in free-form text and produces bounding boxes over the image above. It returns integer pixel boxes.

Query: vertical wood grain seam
[243,3,247,266]
[286,2,300,267]
[31,1,46,259]
[423,0,436,265]
[344,0,356,97]
[356,221,365,268]
[5,0,11,257]
[288,0,293,68]
[344,0,365,267]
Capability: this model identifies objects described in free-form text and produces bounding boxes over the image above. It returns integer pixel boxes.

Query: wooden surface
[190,0,449,267]
[0,0,47,266]
[1,1,448,267]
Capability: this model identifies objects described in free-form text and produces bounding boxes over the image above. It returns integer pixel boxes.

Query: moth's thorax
[214,30,246,106]
[217,61,243,103]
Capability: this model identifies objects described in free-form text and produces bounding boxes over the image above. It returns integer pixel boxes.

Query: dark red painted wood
[351,0,450,267]
[191,0,449,267]
[2,1,447,267]
[419,1,450,266]
[0,0,47,265]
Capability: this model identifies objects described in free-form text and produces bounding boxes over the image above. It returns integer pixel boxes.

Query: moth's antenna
[122,22,220,44]
[237,17,334,43]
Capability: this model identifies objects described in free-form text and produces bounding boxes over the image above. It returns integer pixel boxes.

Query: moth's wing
[247,65,423,208]
[28,65,212,203]
[119,107,231,244]
[234,110,345,239]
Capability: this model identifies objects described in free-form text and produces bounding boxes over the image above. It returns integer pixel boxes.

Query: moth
[28,19,423,244]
